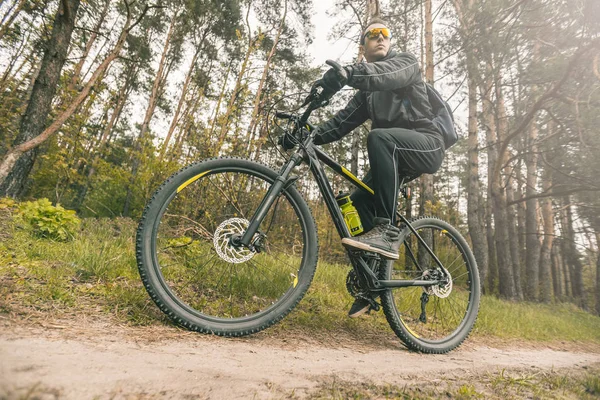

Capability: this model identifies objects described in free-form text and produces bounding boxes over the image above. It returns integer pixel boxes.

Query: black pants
[350,128,445,231]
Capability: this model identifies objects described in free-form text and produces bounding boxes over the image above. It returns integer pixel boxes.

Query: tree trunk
[123,11,178,217]
[73,65,139,210]
[506,180,524,300]
[139,12,178,141]
[562,197,586,309]
[247,0,287,157]
[514,136,526,274]
[170,72,211,163]
[69,0,110,91]
[420,0,434,216]
[216,3,254,152]
[0,0,27,41]
[559,236,571,298]
[0,28,32,94]
[0,3,151,195]
[480,70,515,299]
[491,178,516,299]
[479,71,501,294]
[210,60,233,150]
[159,46,202,161]
[453,0,492,291]
[482,79,498,293]
[0,0,81,197]
[551,240,562,299]
[493,68,517,299]
[595,230,600,316]
[524,117,541,301]
[466,67,488,292]
[539,164,554,303]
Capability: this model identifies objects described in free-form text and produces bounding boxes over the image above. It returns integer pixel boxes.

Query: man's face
[362,23,391,62]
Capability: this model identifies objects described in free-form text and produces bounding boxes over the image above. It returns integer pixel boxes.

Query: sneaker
[348,298,371,318]
[341,217,401,259]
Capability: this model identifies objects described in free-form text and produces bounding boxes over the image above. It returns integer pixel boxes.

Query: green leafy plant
[0,197,17,210]
[18,198,80,241]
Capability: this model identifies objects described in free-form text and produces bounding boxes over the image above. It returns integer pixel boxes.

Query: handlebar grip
[326,59,342,70]
[275,111,292,119]
[325,59,348,81]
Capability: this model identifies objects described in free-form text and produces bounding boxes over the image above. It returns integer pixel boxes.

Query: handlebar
[275,111,293,119]
[275,59,346,151]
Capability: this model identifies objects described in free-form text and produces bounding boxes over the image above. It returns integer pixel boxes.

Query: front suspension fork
[239,153,303,247]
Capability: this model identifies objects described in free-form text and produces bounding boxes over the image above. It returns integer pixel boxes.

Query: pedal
[347,248,382,262]
[366,295,381,312]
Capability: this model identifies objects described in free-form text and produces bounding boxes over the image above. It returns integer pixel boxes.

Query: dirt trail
[1,318,599,399]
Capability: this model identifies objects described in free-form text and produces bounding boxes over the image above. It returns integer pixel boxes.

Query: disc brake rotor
[422,267,453,298]
[213,218,256,264]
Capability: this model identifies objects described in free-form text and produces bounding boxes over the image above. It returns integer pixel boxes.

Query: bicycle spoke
[385,221,480,350]
[446,253,465,275]
[452,271,470,281]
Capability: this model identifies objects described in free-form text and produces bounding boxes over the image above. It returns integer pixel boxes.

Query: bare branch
[507,187,600,206]
[492,38,600,186]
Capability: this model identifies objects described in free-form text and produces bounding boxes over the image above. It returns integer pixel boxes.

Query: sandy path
[1,319,599,399]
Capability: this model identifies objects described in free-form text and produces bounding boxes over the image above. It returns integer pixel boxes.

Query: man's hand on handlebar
[319,66,352,92]
[314,59,353,96]
[275,60,347,150]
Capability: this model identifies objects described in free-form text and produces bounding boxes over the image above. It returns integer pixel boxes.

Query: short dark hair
[360,17,390,45]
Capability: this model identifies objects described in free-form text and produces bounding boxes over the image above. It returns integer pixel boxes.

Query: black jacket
[314,50,443,145]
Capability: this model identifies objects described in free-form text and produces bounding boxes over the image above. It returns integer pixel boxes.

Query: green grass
[1,210,599,344]
[475,296,600,342]
[306,367,600,399]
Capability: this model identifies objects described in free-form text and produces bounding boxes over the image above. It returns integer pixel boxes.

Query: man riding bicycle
[312,18,446,317]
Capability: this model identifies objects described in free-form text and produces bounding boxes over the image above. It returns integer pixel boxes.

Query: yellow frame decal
[177,171,211,193]
[341,167,374,195]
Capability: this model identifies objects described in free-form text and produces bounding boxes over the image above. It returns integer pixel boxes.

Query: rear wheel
[136,157,318,336]
[380,217,480,353]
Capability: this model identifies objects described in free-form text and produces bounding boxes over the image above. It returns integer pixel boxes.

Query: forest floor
[1,312,600,400]
[1,212,600,398]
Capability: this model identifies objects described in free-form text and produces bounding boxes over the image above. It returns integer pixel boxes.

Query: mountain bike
[136,61,480,354]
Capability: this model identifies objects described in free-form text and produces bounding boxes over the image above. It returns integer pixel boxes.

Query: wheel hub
[213,218,256,264]
[422,267,453,298]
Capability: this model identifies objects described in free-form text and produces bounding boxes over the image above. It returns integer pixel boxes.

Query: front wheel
[380,217,480,353]
[136,157,318,336]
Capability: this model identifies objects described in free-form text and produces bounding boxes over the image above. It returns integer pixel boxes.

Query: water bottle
[335,192,363,236]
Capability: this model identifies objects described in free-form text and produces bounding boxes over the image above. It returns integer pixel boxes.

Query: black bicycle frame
[240,135,446,291]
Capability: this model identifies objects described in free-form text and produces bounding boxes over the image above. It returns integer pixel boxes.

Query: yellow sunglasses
[362,27,392,42]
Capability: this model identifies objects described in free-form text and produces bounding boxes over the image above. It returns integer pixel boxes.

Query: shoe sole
[341,238,399,260]
[348,304,371,318]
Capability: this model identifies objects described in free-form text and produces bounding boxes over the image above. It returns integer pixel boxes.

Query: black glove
[308,126,322,145]
[320,65,353,93]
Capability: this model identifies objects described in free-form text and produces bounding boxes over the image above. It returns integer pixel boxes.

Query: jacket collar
[381,48,397,61]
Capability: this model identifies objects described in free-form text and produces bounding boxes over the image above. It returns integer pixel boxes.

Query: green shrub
[0,197,17,210]
[18,198,80,241]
